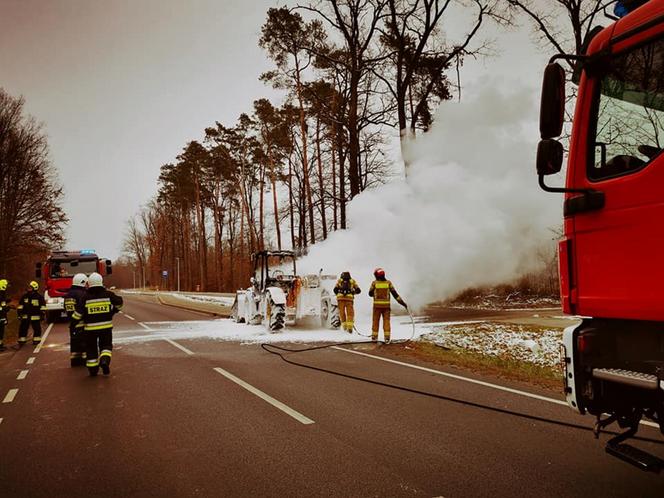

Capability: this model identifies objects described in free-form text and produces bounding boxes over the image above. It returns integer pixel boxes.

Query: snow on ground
[421,322,563,368]
[115,314,423,346]
[115,306,564,371]
[167,293,235,307]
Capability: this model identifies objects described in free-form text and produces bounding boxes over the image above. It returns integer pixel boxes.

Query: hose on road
[261,306,664,445]
[260,341,664,445]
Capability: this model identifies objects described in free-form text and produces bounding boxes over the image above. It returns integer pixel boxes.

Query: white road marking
[137,322,153,331]
[0,418,3,424]
[123,314,136,321]
[333,346,570,405]
[3,389,18,403]
[26,357,35,365]
[33,323,53,353]
[17,370,29,380]
[164,338,195,355]
[332,347,662,430]
[213,367,315,425]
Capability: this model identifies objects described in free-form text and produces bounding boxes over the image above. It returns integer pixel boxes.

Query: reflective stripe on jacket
[18,290,45,319]
[73,287,123,331]
[334,278,361,302]
[369,280,400,309]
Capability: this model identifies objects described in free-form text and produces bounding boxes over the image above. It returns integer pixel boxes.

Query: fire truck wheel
[46,311,59,324]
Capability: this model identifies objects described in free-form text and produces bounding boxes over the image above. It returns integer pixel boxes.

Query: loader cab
[253,250,297,292]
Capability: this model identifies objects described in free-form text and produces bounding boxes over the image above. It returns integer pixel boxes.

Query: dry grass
[387,341,564,392]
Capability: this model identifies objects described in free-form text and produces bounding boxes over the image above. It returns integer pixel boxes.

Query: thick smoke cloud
[300,82,561,309]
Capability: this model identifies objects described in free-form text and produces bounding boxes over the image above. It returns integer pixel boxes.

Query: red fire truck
[36,250,112,323]
[537,0,664,470]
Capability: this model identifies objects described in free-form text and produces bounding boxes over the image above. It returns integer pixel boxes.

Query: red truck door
[570,34,664,322]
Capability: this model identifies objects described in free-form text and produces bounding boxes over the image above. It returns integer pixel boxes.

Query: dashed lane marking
[3,389,18,403]
[137,322,153,331]
[123,313,136,321]
[164,338,195,355]
[33,323,53,353]
[213,367,315,425]
[26,357,35,365]
[17,370,29,380]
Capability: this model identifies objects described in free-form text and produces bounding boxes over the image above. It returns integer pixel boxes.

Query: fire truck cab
[36,250,112,323]
[537,0,664,469]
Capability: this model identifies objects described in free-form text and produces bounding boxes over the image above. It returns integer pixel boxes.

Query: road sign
[162,270,168,278]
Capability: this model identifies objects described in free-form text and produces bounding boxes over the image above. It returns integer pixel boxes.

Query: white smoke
[299,81,561,309]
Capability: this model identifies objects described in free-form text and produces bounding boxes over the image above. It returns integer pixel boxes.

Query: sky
[0,0,548,260]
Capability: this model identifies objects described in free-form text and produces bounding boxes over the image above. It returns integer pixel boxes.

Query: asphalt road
[0,295,662,497]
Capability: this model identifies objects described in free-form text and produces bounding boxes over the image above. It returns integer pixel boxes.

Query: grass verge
[387,341,563,392]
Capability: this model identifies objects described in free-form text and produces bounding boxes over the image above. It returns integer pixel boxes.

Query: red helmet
[373,267,385,278]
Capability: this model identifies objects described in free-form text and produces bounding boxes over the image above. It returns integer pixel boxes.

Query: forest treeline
[122,1,608,294]
[0,89,67,291]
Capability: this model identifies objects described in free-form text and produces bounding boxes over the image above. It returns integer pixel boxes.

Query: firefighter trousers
[69,321,85,359]
[372,307,391,341]
[19,319,42,343]
[86,328,113,369]
[338,300,355,332]
[0,318,5,347]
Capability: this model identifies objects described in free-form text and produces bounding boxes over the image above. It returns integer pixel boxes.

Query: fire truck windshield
[590,36,664,180]
[50,260,98,278]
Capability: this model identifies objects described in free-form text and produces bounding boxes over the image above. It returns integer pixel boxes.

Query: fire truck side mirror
[537,139,564,176]
[35,262,42,279]
[540,62,566,139]
[105,260,113,275]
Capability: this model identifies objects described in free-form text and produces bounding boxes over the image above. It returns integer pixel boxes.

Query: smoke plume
[300,82,561,309]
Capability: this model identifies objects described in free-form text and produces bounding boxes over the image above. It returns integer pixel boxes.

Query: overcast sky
[0,0,547,260]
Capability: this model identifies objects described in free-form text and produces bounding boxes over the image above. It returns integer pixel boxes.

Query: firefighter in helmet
[368,268,407,343]
[333,271,361,332]
[64,273,88,366]
[18,281,46,345]
[0,279,9,351]
[72,272,123,376]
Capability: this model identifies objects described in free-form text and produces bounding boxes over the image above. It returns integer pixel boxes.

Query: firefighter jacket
[0,290,9,323]
[18,290,46,321]
[72,287,123,332]
[368,279,404,309]
[334,278,361,302]
[64,286,86,329]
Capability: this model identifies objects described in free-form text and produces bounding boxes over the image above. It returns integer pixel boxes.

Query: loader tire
[321,300,341,329]
[267,298,285,332]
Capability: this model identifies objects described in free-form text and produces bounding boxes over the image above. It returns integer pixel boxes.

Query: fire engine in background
[537,0,664,470]
[36,250,112,323]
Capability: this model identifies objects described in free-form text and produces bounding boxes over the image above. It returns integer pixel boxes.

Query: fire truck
[537,0,664,470]
[35,250,112,323]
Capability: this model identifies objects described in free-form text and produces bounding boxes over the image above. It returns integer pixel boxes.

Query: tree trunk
[294,60,316,244]
[315,118,327,240]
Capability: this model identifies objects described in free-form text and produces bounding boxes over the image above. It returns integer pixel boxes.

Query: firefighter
[368,268,407,344]
[333,271,360,332]
[72,272,122,377]
[0,279,9,351]
[18,281,46,345]
[64,273,88,366]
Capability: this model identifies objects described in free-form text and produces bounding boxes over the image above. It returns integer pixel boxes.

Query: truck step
[592,368,660,390]
[606,443,664,473]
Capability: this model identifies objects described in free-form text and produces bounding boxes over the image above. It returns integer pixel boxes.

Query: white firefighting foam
[299,82,561,310]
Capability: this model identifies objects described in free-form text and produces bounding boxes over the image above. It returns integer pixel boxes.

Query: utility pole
[176,257,180,292]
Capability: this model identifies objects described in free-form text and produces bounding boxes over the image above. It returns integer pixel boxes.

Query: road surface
[0,295,662,497]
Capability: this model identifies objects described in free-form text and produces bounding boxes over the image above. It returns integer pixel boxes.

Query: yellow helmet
[29,281,39,290]
[0,279,7,291]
